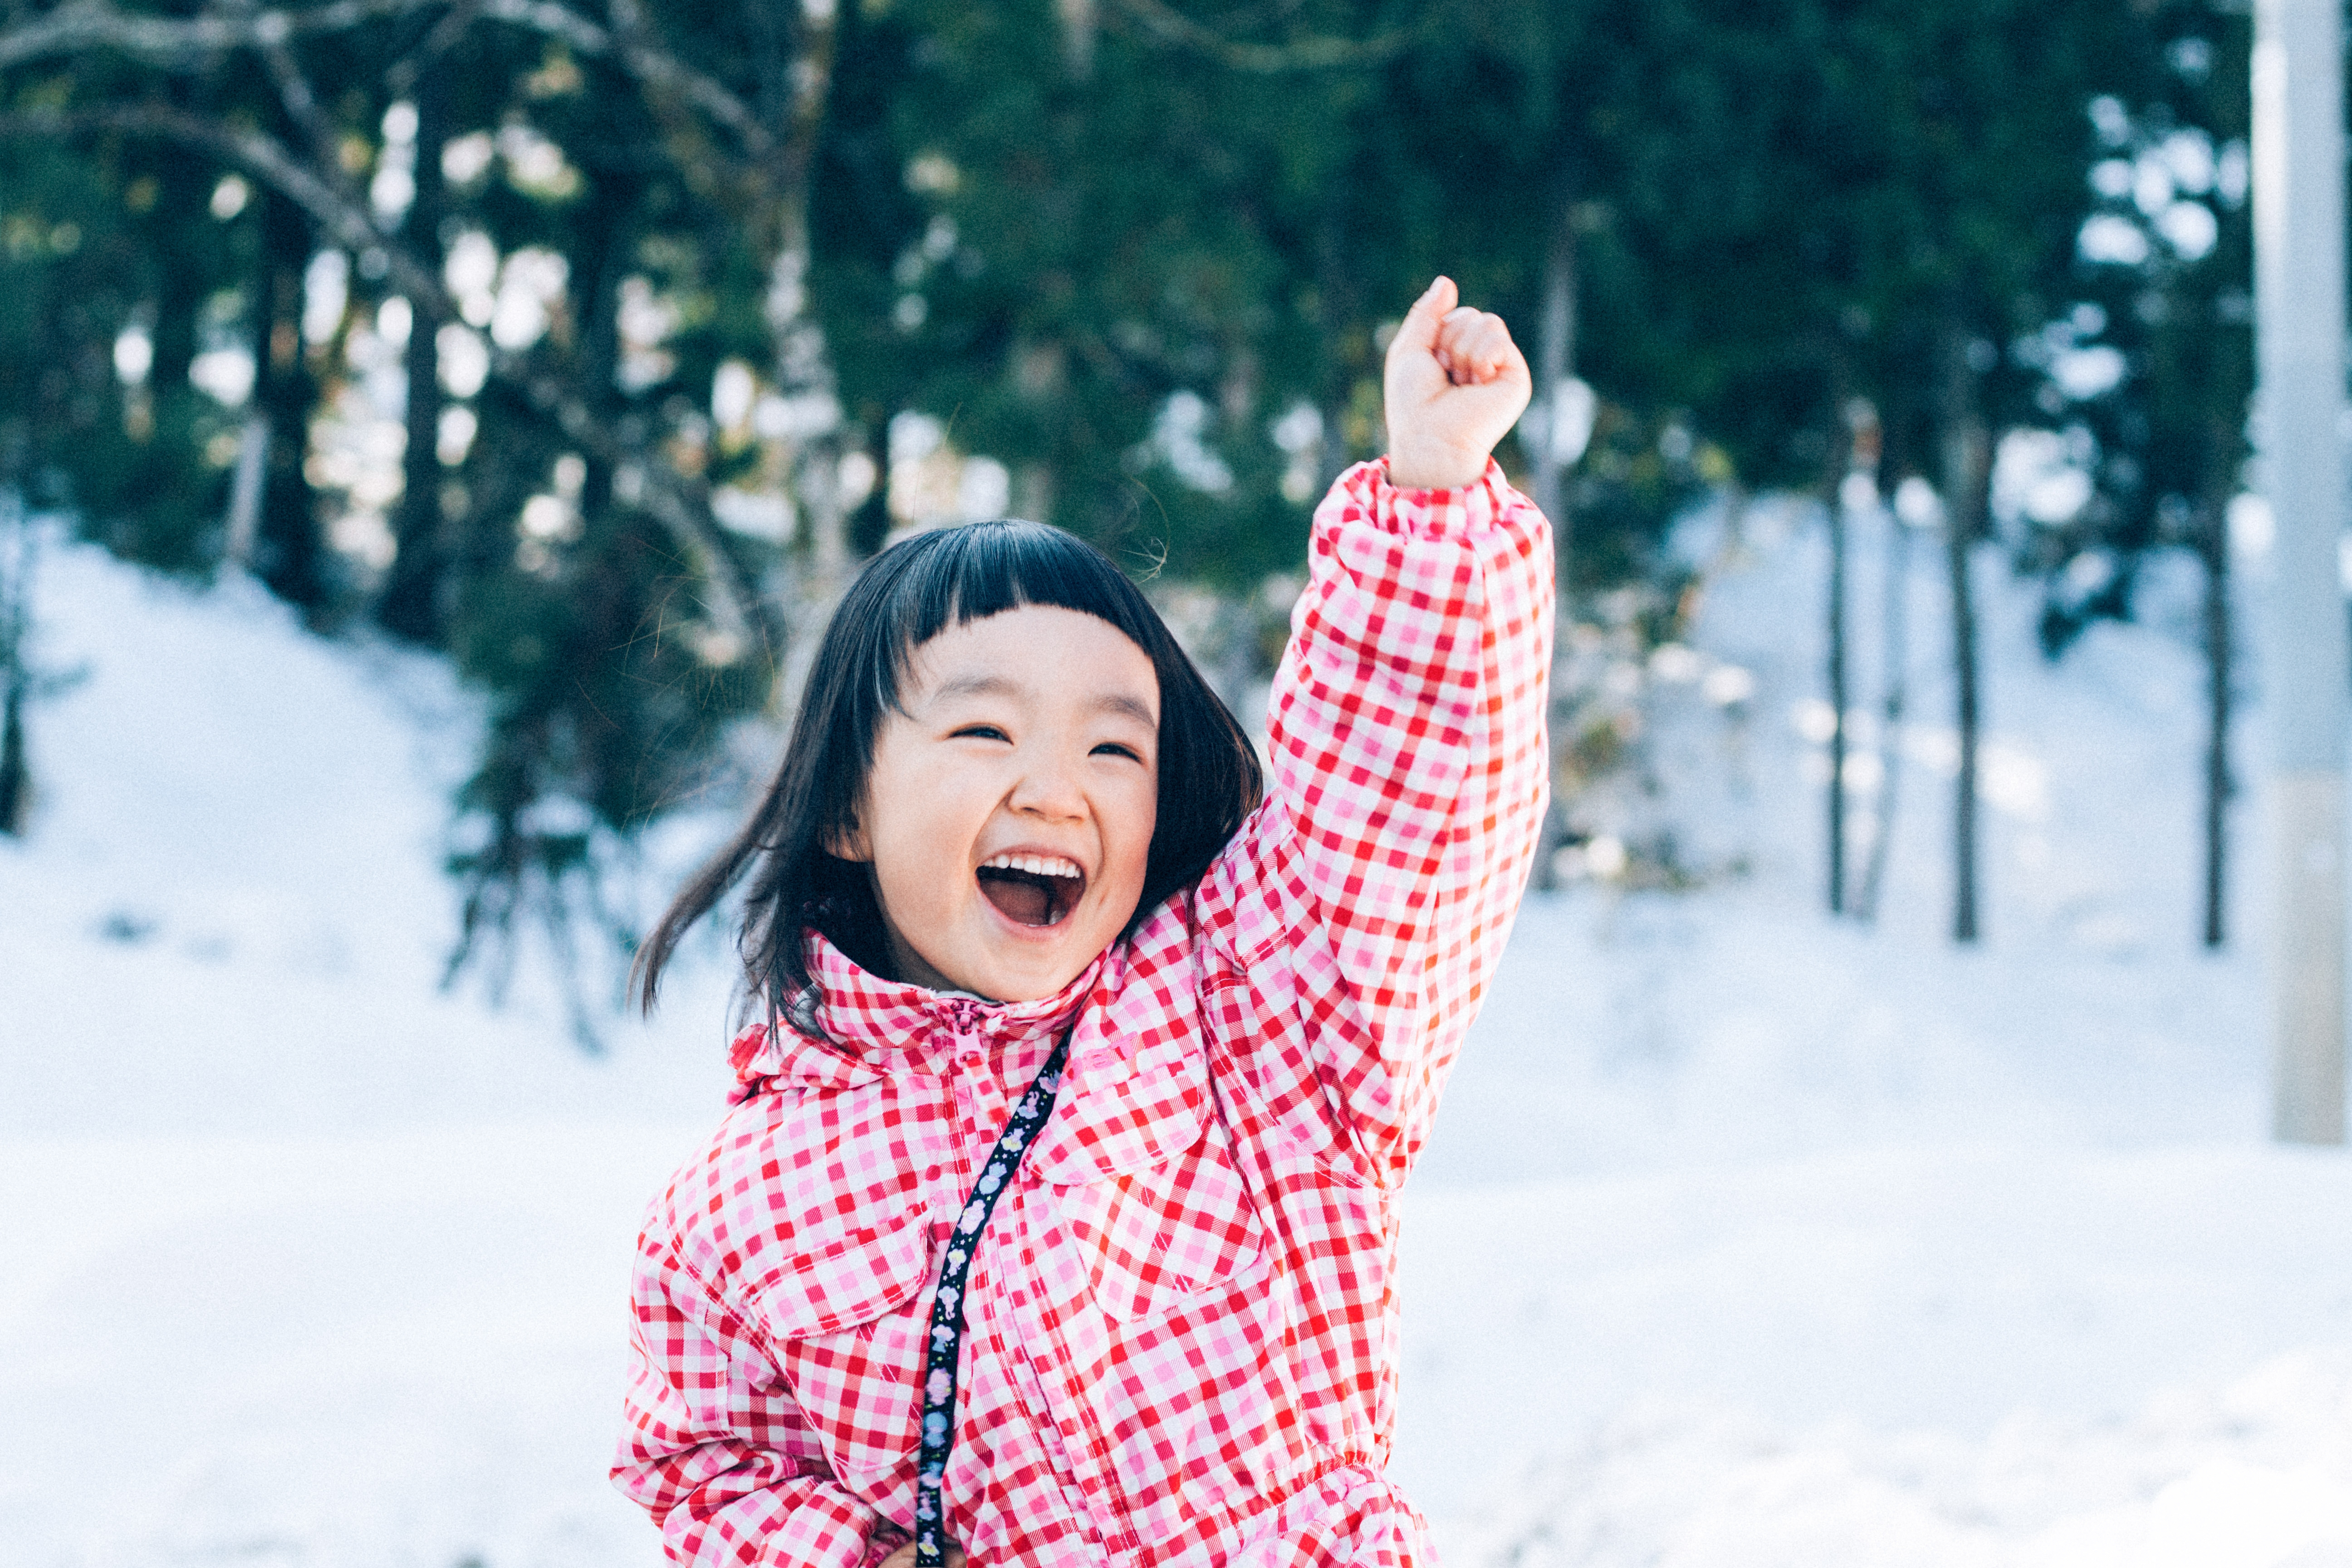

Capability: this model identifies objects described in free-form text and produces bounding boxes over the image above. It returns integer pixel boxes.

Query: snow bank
[1449,1350,2352,1567]
[1396,1146,2352,1543]
[0,1127,691,1568]
[0,524,737,1139]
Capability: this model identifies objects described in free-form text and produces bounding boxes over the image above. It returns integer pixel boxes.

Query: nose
[1006,745,1087,822]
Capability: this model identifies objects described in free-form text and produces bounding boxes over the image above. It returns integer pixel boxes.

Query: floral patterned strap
[913,1022,1074,1568]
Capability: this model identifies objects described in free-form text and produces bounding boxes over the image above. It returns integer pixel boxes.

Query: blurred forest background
[0,0,2256,1000]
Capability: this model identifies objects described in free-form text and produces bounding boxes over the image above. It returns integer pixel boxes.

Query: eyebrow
[932,673,1157,728]
[1093,691,1159,727]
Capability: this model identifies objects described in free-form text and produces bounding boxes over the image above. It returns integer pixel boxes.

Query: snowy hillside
[2,502,2347,1568]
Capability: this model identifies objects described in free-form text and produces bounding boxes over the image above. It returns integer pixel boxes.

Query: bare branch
[215,0,375,219]
[1101,0,1406,72]
[0,101,449,306]
[385,0,480,95]
[258,36,341,164]
[0,0,773,162]
[0,100,774,654]
[0,0,427,71]
[521,367,781,660]
[537,0,772,162]
[596,0,769,215]
[0,3,786,660]
[458,0,613,65]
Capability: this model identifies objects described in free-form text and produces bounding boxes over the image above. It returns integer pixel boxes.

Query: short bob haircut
[631,519,1264,1018]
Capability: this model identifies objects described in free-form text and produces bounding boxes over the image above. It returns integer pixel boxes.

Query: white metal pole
[2254,0,2348,1145]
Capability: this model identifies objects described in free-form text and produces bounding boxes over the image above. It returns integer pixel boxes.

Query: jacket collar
[730,930,1112,1093]
[732,908,1216,1181]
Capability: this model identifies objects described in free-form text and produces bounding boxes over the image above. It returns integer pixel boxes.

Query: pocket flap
[1026,999,1213,1183]
[1045,1115,1269,1321]
[753,1212,935,1338]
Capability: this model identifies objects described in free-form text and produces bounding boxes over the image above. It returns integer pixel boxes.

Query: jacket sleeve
[613,1230,900,1568]
[1201,456,1552,1184]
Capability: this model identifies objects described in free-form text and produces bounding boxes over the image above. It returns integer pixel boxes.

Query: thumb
[1390,276,1458,357]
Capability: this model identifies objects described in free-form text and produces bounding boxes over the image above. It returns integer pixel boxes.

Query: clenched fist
[1382,275,1533,491]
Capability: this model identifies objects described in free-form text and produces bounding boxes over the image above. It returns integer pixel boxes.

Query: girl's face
[839,604,1161,1003]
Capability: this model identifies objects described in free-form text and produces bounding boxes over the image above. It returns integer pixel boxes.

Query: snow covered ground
[2,497,2347,1568]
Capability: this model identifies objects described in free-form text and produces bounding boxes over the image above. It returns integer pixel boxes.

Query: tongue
[979,867,1061,927]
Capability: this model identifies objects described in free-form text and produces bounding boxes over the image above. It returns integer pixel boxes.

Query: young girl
[615,276,1553,1568]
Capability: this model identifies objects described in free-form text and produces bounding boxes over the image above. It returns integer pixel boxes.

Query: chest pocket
[1048,1117,1269,1321]
[756,1212,935,1487]
[1028,993,1271,1322]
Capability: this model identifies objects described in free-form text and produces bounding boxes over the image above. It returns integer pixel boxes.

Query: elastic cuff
[1345,456,1509,540]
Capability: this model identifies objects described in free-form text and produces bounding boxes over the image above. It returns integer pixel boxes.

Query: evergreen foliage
[0,0,2258,1001]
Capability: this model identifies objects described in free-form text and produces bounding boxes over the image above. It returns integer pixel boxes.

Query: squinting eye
[952,725,1009,741]
[1092,742,1143,761]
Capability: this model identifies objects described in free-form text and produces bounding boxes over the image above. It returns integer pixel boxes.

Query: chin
[957,891,1134,1002]
[974,941,1101,1003]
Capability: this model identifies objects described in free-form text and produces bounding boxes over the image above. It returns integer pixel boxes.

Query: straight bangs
[874,520,1175,713]
[630,519,1264,1019]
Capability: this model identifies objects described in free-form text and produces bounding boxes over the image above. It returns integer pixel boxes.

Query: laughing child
[616,276,1553,1567]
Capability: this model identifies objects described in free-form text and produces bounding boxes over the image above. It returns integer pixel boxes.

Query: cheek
[1107,775,1158,890]
[865,749,981,880]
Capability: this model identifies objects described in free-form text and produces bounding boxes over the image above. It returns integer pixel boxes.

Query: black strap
[913,1019,1075,1567]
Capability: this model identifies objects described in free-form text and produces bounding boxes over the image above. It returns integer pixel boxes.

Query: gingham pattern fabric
[616,458,1553,1567]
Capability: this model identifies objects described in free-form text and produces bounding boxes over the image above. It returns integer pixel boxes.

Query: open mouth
[976,853,1086,929]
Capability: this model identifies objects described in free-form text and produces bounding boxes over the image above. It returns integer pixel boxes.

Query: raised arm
[1204,279,1553,1183]
[615,1230,898,1568]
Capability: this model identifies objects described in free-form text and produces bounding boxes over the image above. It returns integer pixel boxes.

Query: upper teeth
[982,853,1083,880]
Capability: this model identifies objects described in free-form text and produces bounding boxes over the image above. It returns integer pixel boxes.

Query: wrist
[1383,446,1488,491]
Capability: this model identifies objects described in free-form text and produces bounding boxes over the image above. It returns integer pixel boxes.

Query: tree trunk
[1940,330,1990,945]
[1525,192,1578,898]
[0,672,24,836]
[1846,397,1899,927]
[1824,415,1854,916]
[1856,497,1910,924]
[573,160,647,527]
[848,407,897,558]
[1531,192,1577,549]
[2201,453,2233,948]
[147,140,212,399]
[0,490,27,837]
[1056,0,1097,77]
[763,0,846,622]
[250,188,326,612]
[222,416,269,565]
[1314,206,1364,491]
[380,71,450,644]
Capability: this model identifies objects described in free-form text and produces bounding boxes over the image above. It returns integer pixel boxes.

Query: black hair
[630,518,1264,1015]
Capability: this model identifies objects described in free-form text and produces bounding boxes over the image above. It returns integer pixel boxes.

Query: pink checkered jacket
[616,458,1553,1566]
